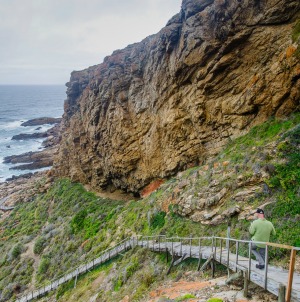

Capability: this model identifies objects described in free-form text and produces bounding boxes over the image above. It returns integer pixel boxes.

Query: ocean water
[0,85,66,181]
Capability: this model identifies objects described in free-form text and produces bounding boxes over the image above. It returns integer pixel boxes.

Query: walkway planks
[16,239,133,302]
[16,236,300,302]
[136,239,300,302]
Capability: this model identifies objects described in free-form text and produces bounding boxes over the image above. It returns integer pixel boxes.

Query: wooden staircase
[17,236,300,302]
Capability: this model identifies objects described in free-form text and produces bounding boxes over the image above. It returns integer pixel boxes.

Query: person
[249,208,276,269]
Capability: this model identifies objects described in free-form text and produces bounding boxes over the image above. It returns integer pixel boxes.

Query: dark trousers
[251,243,266,266]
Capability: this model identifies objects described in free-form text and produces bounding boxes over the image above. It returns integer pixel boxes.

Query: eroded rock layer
[54,0,300,193]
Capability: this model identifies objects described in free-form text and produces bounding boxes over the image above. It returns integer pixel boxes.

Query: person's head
[256,208,265,218]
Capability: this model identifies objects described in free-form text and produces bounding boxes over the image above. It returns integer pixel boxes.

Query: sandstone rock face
[54,0,300,193]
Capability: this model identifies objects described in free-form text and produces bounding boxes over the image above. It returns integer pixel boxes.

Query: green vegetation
[150,211,166,229]
[222,114,300,163]
[292,19,300,42]
[206,298,223,302]
[1,113,300,301]
[265,125,300,247]
[176,293,196,301]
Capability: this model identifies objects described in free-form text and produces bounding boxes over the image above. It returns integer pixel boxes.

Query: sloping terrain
[0,113,300,301]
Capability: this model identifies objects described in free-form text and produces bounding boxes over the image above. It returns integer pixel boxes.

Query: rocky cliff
[54,0,300,194]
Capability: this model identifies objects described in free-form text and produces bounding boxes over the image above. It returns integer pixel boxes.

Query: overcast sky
[0,0,182,85]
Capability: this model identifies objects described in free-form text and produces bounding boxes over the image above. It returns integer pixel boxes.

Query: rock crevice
[54,0,300,193]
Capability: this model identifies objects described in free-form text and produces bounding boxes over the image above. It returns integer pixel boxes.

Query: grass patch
[292,19,300,42]
[176,293,196,301]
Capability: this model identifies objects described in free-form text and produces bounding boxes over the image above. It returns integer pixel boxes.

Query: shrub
[150,211,166,229]
[71,209,88,234]
[38,257,50,274]
[83,216,100,239]
[176,293,196,301]
[10,243,23,260]
[34,237,46,255]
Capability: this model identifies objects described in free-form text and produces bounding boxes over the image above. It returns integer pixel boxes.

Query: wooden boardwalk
[16,239,133,302]
[16,236,300,302]
[136,237,300,301]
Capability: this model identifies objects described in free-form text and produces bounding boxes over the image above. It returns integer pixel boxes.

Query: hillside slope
[1,113,300,301]
[54,0,300,193]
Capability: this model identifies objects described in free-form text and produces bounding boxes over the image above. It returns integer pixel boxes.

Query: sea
[0,85,66,182]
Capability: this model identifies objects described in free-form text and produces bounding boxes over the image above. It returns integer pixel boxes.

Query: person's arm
[249,221,256,235]
[271,223,276,236]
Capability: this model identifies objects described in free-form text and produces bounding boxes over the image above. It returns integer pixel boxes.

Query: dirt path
[21,240,40,290]
[146,275,277,302]
[84,185,137,201]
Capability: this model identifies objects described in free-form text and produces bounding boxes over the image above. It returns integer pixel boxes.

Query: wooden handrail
[17,235,300,302]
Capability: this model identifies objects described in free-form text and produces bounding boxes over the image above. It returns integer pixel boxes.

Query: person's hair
[256,208,264,214]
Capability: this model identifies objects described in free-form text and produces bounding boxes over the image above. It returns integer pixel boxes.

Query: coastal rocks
[20,117,61,127]
[3,118,61,177]
[4,147,57,170]
[12,132,48,140]
[0,172,52,222]
[54,0,300,193]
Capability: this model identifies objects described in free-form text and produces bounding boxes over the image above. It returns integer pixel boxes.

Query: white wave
[1,120,24,129]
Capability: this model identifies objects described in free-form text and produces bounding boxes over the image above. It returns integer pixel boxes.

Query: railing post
[226,220,231,250]
[214,238,217,260]
[198,238,202,268]
[159,236,160,251]
[235,241,239,272]
[220,239,223,262]
[286,248,296,302]
[180,238,182,256]
[278,283,286,302]
[212,236,216,278]
[248,241,252,280]
[227,238,230,268]
[74,268,78,288]
[244,269,249,297]
[264,245,268,290]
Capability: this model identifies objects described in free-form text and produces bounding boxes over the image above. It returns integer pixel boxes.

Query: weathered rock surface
[21,117,62,127]
[4,147,57,170]
[12,132,48,140]
[54,0,300,193]
[0,172,52,221]
[4,123,61,174]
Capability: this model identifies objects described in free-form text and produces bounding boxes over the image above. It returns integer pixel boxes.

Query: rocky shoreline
[2,117,61,180]
[0,171,53,222]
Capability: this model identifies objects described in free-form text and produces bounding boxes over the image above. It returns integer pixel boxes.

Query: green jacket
[249,218,276,248]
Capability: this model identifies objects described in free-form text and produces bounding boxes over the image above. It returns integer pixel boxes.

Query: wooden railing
[16,238,133,302]
[135,235,300,302]
[17,235,300,302]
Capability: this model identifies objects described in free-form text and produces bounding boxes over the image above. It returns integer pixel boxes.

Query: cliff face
[54,0,300,194]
